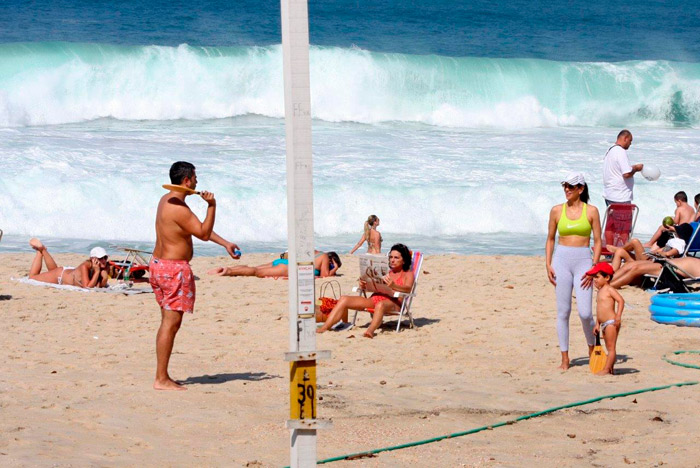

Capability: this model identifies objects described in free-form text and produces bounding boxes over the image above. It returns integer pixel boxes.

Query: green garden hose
[300,350,700,466]
[662,350,700,370]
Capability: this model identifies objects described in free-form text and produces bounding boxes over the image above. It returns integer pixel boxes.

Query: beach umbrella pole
[280,0,332,466]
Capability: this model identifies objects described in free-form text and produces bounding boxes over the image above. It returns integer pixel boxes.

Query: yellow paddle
[589,330,607,374]
[162,184,201,195]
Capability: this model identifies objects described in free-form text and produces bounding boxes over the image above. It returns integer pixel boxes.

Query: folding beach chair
[600,203,639,259]
[109,246,153,282]
[643,256,700,293]
[351,251,424,332]
[682,222,700,257]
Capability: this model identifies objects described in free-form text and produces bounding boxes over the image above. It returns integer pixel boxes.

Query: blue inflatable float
[650,293,700,327]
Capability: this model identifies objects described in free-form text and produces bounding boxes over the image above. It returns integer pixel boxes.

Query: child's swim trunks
[149,258,196,313]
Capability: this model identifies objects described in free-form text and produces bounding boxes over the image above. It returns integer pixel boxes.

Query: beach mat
[13,277,152,295]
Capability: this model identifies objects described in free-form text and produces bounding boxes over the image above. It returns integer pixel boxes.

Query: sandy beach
[1,252,699,467]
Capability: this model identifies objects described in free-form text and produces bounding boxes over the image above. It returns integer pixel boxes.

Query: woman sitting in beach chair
[207,251,341,278]
[27,238,110,288]
[317,243,415,338]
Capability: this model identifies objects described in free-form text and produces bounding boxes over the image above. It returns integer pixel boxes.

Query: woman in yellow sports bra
[545,172,602,371]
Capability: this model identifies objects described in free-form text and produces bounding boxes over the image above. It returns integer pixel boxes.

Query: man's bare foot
[29,238,45,251]
[558,361,570,371]
[595,369,613,376]
[363,331,374,339]
[153,378,187,391]
[207,267,227,275]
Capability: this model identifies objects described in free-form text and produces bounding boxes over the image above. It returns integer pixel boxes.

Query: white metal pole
[281,0,321,466]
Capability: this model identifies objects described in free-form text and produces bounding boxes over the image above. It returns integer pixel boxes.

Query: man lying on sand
[207,251,341,278]
[28,238,109,288]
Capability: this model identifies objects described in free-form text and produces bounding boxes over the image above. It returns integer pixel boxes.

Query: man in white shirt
[603,129,644,206]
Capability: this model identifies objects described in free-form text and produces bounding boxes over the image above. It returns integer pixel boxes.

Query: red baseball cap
[586,262,614,276]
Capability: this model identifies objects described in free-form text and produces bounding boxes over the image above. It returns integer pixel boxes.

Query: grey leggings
[552,246,595,352]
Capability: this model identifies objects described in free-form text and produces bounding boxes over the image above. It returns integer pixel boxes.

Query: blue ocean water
[0,1,699,256]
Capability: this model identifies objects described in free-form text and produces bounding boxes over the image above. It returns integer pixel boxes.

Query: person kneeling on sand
[587,262,625,375]
[208,251,341,278]
[317,243,414,338]
[28,238,110,288]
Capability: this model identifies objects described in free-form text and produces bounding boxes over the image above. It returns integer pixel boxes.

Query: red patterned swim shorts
[149,258,196,313]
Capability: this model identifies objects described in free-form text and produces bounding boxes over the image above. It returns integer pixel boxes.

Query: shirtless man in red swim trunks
[151,161,240,391]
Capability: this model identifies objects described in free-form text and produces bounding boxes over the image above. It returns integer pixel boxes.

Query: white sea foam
[1,120,698,253]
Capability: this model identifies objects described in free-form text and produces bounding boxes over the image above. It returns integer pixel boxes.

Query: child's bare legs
[596,325,618,375]
[317,295,374,333]
[364,300,399,338]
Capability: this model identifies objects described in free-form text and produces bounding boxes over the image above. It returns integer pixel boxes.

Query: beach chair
[682,222,700,257]
[351,251,424,332]
[600,203,639,259]
[643,256,700,293]
[109,246,152,282]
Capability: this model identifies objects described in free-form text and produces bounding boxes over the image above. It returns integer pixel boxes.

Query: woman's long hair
[364,215,379,240]
[580,184,590,204]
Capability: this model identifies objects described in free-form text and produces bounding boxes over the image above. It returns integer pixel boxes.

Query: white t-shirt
[603,145,634,202]
[666,237,686,255]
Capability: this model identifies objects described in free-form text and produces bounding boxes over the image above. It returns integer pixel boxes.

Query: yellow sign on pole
[289,360,317,420]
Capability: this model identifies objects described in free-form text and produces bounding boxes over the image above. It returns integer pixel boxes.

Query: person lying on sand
[28,238,110,288]
[610,256,700,289]
[317,243,414,338]
[207,251,341,278]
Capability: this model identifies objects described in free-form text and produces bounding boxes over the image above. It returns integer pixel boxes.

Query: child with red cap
[586,262,625,375]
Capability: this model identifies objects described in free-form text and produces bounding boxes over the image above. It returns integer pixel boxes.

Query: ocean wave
[0,42,699,128]
[0,167,677,244]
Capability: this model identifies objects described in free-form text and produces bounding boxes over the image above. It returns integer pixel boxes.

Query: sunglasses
[562,183,582,190]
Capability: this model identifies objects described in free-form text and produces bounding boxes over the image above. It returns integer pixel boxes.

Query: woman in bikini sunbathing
[28,238,110,288]
[317,243,414,338]
[207,250,341,278]
[349,214,383,254]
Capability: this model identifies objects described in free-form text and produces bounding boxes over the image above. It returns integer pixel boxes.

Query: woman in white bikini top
[28,239,109,288]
